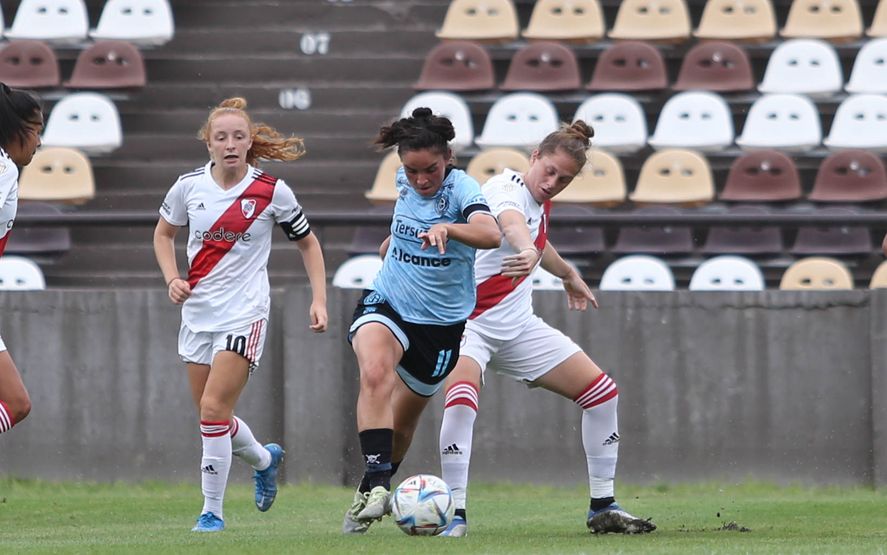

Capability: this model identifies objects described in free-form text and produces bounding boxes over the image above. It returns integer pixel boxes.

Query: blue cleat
[254,443,285,512]
[439,515,468,537]
[192,512,224,532]
[587,503,656,534]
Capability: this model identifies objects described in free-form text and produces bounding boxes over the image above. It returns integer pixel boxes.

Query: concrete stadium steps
[166,29,434,56]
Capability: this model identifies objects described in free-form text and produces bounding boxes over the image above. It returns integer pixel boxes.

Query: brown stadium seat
[413,41,495,91]
[780,257,854,290]
[694,0,777,41]
[809,150,887,202]
[672,41,755,92]
[790,207,873,256]
[5,202,72,261]
[500,41,582,92]
[587,41,668,91]
[608,0,692,42]
[0,40,60,88]
[436,0,520,43]
[611,205,694,255]
[522,0,606,42]
[547,204,605,256]
[720,150,803,202]
[701,205,784,255]
[65,40,146,89]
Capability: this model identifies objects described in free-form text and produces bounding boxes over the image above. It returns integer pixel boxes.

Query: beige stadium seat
[630,149,714,204]
[365,151,401,204]
[436,0,519,42]
[608,0,692,42]
[869,0,887,36]
[779,257,853,290]
[554,148,626,205]
[18,147,94,204]
[780,0,863,40]
[467,148,530,185]
[522,0,606,42]
[694,0,777,41]
[869,260,887,288]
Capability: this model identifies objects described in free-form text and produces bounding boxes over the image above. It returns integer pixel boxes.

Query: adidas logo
[441,443,463,455]
[196,202,205,210]
[201,464,218,475]
[602,432,620,446]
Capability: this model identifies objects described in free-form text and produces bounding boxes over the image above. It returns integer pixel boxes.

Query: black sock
[590,496,615,512]
[390,460,401,479]
[358,428,393,491]
[455,508,467,521]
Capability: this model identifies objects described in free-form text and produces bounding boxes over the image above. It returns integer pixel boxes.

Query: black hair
[0,82,43,151]
[374,107,455,156]
[537,120,595,169]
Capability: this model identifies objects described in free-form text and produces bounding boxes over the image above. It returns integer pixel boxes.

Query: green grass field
[1,479,886,554]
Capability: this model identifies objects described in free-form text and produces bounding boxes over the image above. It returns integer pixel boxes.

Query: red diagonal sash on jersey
[187,172,276,289]
[470,200,551,320]
[0,233,10,257]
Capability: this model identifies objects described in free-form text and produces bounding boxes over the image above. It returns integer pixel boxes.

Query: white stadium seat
[758,39,842,96]
[648,91,734,151]
[846,38,887,94]
[91,0,174,46]
[599,255,675,291]
[475,93,559,149]
[689,255,765,291]
[400,92,474,152]
[824,94,887,151]
[736,93,821,151]
[0,256,46,290]
[333,255,384,289]
[573,94,647,154]
[42,93,123,154]
[6,0,88,43]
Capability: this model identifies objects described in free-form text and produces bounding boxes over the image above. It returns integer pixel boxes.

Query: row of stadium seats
[435,0,887,43]
[1,0,173,46]
[0,39,147,90]
[416,38,887,95]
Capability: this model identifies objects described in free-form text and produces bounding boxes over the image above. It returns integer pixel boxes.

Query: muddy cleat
[587,503,656,534]
[192,512,225,532]
[254,443,284,512]
[356,485,390,521]
[439,515,468,537]
[342,489,371,534]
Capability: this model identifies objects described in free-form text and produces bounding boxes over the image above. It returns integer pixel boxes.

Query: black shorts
[348,290,465,397]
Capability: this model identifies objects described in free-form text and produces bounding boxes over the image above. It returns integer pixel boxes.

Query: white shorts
[178,319,268,372]
[460,315,582,385]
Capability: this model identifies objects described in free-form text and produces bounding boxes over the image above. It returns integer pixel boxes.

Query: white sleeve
[0,159,19,210]
[483,177,526,219]
[159,178,188,226]
[273,180,311,240]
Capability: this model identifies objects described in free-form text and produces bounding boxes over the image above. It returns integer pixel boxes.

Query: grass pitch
[1,479,886,554]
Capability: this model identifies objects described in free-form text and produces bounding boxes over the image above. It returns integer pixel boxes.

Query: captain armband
[279,211,311,241]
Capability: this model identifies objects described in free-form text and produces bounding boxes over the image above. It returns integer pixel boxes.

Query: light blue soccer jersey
[372,166,491,325]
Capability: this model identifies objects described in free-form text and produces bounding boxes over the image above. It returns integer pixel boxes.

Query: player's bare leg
[0,351,31,434]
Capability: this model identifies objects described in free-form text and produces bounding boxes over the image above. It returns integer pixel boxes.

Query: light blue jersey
[372,166,491,325]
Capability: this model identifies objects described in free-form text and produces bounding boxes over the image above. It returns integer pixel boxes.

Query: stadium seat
[736,93,821,151]
[758,39,842,96]
[5,202,72,260]
[0,40,60,89]
[500,41,581,92]
[672,41,755,93]
[599,255,675,290]
[780,0,863,40]
[466,147,530,184]
[869,260,887,288]
[413,41,495,91]
[689,255,765,291]
[547,204,605,256]
[694,0,777,41]
[0,256,46,290]
[365,151,401,204]
[719,150,803,201]
[475,93,559,149]
[701,205,784,255]
[809,150,887,202]
[18,147,95,204]
[846,39,887,93]
[65,40,147,90]
[869,0,887,37]
[790,206,872,255]
[332,255,384,289]
[5,0,88,43]
[648,91,734,151]
[779,256,853,290]
[586,41,668,91]
[400,92,473,152]
[611,206,694,255]
[823,94,887,151]
[608,0,691,42]
[42,93,123,154]
[90,0,174,46]
[436,0,519,42]
[522,0,606,42]
[630,149,714,204]
[573,94,647,153]
[554,148,626,205]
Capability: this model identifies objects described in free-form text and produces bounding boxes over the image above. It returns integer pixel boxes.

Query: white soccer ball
[391,474,455,536]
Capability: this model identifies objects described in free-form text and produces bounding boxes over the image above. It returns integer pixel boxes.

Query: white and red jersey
[159,162,311,333]
[0,147,19,257]
[469,169,550,340]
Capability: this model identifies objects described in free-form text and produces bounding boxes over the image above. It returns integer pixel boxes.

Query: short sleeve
[0,158,19,209]
[454,172,491,222]
[159,178,188,226]
[273,180,311,241]
[482,176,526,219]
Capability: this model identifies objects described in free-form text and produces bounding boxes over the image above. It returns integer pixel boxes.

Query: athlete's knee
[199,395,230,422]
[359,360,395,394]
[9,393,31,423]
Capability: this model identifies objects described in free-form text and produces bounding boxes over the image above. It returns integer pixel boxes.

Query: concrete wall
[0,288,883,487]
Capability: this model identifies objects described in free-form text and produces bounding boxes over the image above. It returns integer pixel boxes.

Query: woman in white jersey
[153,97,328,532]
[438,122,656,536]
[342,108,500,534]
[0,83,43,437]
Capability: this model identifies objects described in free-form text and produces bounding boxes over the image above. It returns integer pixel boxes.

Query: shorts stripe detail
[229,417,240,438]
[574,373,618,410]
[349,314,410,352]
[200,420,231,438]
[445,381,479,411]
[395,365,442,397]
[0,400,14,432]
[246,320,263,363]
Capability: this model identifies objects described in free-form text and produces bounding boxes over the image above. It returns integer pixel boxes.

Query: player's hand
[419,224,449,254]
[309,302,328,333]
[562,271,598,311]
[501,247,540,278]
[167,277,191,304]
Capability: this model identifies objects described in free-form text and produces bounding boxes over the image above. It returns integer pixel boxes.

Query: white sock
[0,400,15,434]
[574,374,619,500]
[230,416,271,471]
[439,381,479,511]
[200,420,233,519]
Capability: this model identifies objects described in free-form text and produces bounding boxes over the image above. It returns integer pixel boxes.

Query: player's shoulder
[174,162,209,187]
[0,148,19,187]
[485,169,524,194]
[250,166,280,187]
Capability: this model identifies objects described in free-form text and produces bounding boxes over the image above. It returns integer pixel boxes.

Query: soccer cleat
[254,443,285,512]
[439,515,468,537]
[356,485,391,522]
[191,512,225,532]
[342,489,371,534]
[587,503,656,534]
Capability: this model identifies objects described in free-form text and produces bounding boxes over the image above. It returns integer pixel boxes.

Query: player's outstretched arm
[421,213,500,253]
[541,241,597,311]
[498,209,540,278]
[153,217,191,304]
[295,231,328,333]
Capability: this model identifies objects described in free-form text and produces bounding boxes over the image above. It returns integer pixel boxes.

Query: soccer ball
[390,474,455,536]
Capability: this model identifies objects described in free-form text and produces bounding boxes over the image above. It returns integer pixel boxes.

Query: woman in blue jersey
[342,107,500,534]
